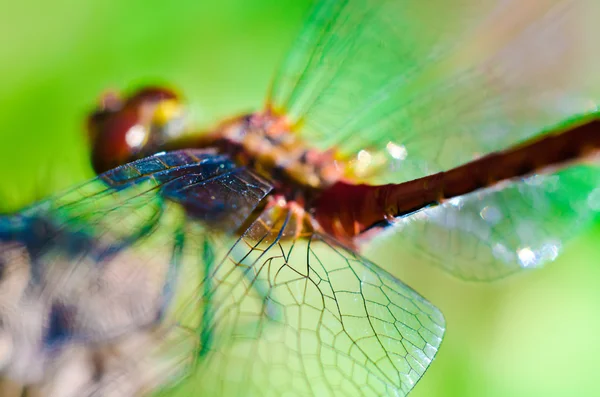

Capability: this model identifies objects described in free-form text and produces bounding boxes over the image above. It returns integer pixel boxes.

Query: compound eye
[125,86,178,105]
[87,86,187,174]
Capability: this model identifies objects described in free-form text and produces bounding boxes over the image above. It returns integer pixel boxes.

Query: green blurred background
[1,1,599,396]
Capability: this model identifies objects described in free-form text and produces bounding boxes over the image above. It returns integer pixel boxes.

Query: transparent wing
[363,165,600,281]
[270,0,600,182]
[0,151,443,396]
[0,150,272,394]
[269,0,600,280]
[166,205,444,397]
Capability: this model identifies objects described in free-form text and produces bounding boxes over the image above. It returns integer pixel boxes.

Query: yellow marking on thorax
[216,114,345,190]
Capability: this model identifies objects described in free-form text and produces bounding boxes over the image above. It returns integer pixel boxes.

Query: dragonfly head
[87,86,188,174]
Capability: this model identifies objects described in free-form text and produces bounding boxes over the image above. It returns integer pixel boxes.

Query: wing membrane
[270,0,600,182]
[270,0,600,278]
[0,151,443,396]
[364,165,600,280]
[168,205,444,396]
[0,150,271,394]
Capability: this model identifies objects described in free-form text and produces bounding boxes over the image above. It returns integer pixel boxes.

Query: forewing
[270,0,599,181]
[0,150,272,394]
[269,0,600,279]
[169,207,444,396]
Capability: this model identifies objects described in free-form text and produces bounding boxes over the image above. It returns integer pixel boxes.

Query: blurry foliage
[0,1,598,396]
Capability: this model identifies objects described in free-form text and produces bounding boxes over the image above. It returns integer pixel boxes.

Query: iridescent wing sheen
[0,151,444,396]
[269,0,600,279]
[0,150,272,394]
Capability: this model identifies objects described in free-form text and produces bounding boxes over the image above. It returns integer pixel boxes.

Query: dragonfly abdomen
[313,116,600,240]
[441,116,600,198]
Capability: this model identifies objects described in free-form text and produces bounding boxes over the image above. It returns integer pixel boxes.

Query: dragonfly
[1,0,600,396]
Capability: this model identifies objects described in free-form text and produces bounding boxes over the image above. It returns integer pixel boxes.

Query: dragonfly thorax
[208,112,345,196]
